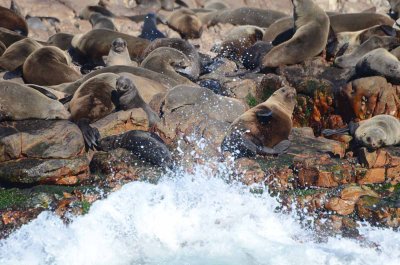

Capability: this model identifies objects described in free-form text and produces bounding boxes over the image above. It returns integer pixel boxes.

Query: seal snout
[112,38,127,53]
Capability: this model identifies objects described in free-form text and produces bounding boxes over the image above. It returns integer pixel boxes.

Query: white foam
[1,163,399,265]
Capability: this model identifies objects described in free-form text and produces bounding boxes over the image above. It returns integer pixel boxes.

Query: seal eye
[379,140,384,145]
[366,136,371,143]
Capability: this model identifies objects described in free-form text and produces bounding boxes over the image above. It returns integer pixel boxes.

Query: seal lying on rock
[0,81,70,121]
[70,74,160,148]
[322,115,400,150]
[221,86,297,158]
[99,130,172,167]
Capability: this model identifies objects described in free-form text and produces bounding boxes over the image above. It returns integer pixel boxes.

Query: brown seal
[0,5,28,36]
[141,38,201,79]
[140,47,196,85]
[23,46,81,86]
[221,86,297,158]
[47,33,74,50]
[335,36,400,68]
[262,0,330,68]
[0,41,6,56]
[211,25,265,61]
[0,38,42,71]
[71,29,150,64]
[104,38,138,67]
[0,81,70,121]
[69,73,160,148]
[89,12,117,31]
[167,8,203,39]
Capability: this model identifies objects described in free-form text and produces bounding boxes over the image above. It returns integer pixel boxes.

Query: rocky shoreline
[1,0,400,241]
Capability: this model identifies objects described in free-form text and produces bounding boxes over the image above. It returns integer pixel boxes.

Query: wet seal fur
[262,0,330,68]
[0,81,70,121]
[323,115,400,150]
[221,86,297,158]
[99,130,172,167]
[138,13,166,41]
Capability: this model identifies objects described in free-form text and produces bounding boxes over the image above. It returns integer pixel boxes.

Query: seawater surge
[0,163,399,265]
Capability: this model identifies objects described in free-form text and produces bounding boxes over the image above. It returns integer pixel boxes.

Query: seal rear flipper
[76,119,100,150]
[142,104,161,126]
[59,95,73,104]
[380,25,397,37]
[256,109,273,124]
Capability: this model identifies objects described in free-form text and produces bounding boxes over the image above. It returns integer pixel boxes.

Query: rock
[0,120,84,162]
[339,76,400,121]
[325,197,356,215]
[234,158,265,185]
[156,85,247,156]
[89,148,164,188]
[340,184,379,202]
[356,168,386,184]
[92,108,150,138]
[0,156,89,185]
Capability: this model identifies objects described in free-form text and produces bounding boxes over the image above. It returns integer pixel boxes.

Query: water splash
[0,163,399,265]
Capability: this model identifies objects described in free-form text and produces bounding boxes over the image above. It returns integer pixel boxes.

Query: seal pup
[0,38,42,71]
[221,86,297,158]
[140,47,196,84]
[323,115,400,150]
[138,13,166,41]
[262,0,330,68]
[71,29,150,64]
[99,130,172,167]
[104,38,138,67]
[335,36,400,68]
[355,48,400,84]
[89,12,117,31]
[167,9,203,39]
[0,81,70,121]
[141,38,201,79]
[0,5,28,36]
[70,74,160,148]
[23,46,81,86]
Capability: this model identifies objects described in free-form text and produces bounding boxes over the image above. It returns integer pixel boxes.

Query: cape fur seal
[138,13,166,41]
[335,36,400,68]
[71,29,150,64]
[0,41,5,56]
[140,47,196,84]
[323,115,400,150]
[99,130,172,167]
[221,86,297,158]
[0,5,28,36]
[0,81,70,121]
[167,9,203,39]
[23,46,81,86]
[70,73,160,148]
[47,33,74,50]
[211,25,265,61]
[104,38,137,67]
[262,0,330,68]
[355,48,400,84]
[89,12,117,31]
[0,38,42,71]
[141,38,201,79]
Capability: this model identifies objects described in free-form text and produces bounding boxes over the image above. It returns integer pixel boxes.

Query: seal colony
[0,0,400,165]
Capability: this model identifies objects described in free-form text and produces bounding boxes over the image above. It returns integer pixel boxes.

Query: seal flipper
[256,109,273,124]
[111,90,121,111]
[26,84,58,100]
[142,104,161,127]
[76,118,100,150]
